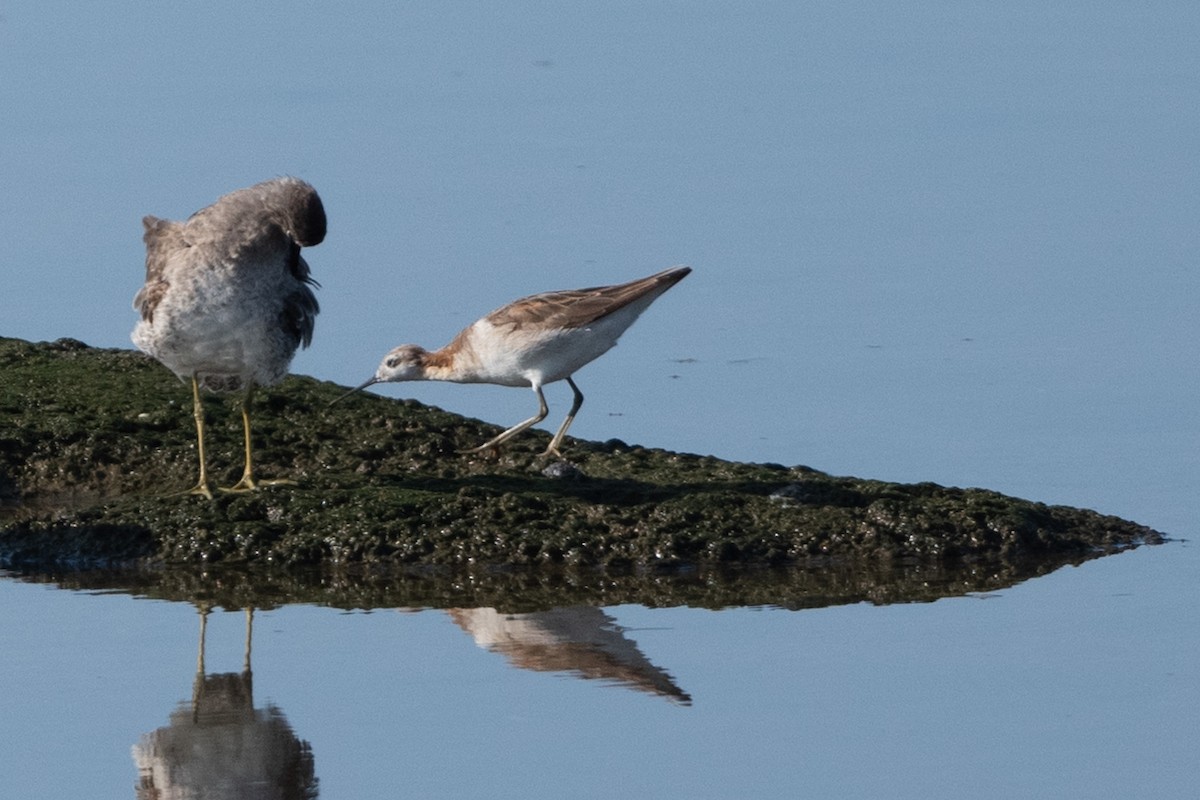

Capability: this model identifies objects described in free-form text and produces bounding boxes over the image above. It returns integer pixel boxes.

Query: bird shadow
[366,468,865,510]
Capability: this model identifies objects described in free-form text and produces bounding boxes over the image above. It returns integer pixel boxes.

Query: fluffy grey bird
[132,177,325,498]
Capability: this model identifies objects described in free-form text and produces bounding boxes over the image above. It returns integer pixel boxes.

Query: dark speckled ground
[0,337,1164,569]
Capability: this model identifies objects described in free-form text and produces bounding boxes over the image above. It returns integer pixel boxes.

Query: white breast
[132,254,302,389]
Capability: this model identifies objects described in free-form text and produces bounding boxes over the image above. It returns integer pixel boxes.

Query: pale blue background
[1,2,1197,797]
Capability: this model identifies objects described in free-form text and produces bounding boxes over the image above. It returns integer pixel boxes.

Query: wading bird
[337,266,690,457]
[132,177,325,498]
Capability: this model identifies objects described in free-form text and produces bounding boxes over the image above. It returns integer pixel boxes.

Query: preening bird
[132,177,325,498]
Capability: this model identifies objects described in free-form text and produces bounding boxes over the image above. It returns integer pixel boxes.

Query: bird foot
[457,442,503,457]
[219,476,298,493]
[180,482,215,501]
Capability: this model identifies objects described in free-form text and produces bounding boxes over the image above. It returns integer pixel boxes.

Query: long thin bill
[330,377,379,406]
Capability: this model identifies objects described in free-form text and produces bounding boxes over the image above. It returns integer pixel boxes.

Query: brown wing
[133,215,186,322]
[485,266,691,331]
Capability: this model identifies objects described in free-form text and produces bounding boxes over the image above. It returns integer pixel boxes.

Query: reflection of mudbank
[449,606,691,705]
[133,608,318,800]
[36,550,1144,614]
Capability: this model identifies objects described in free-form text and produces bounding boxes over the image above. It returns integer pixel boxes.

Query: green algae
[0,336,1165,570]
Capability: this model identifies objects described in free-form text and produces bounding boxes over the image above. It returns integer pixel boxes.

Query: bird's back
[485,266,691,334]
[131,178,325,389]
[182,177,326,266]
[461,266,691,386]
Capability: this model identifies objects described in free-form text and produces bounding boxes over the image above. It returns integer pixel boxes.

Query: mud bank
[0,337,1164,569]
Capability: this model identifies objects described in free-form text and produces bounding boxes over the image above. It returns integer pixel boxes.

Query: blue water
[1,2,1197,797]
[1,551,1194,799]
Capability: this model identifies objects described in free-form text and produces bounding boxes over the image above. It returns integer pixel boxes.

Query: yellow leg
[543,377,584,457]
[460,384,551,454]
[196,606,209,675]
[223,386,296,492]
[192,606,209,721]
[181,376,215,499]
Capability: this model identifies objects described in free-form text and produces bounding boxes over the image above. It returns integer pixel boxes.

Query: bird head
[375,344,427,383]
[329,344,428,405]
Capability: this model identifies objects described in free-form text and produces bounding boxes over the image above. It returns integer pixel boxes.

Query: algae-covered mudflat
[0,337,1163,569]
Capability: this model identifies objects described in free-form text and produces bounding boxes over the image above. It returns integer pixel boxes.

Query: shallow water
[2,2,1198,797]
[2,544,1195,799]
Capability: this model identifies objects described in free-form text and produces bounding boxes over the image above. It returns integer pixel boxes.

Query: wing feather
[484,267,691,331]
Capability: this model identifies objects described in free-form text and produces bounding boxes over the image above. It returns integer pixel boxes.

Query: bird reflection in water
[133,607,318,799]
[447,606,691,705]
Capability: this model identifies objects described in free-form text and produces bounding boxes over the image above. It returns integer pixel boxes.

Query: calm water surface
[2,2,1198,797]
[1,545,1195,799]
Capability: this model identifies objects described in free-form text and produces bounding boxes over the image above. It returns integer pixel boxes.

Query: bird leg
[543,377,584,457]
[193,606,209,722]
[181,375,215,500]
[460,385,551,454]
[196,606,209,676]
[223,386,296,492]
[243,608,254,674]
